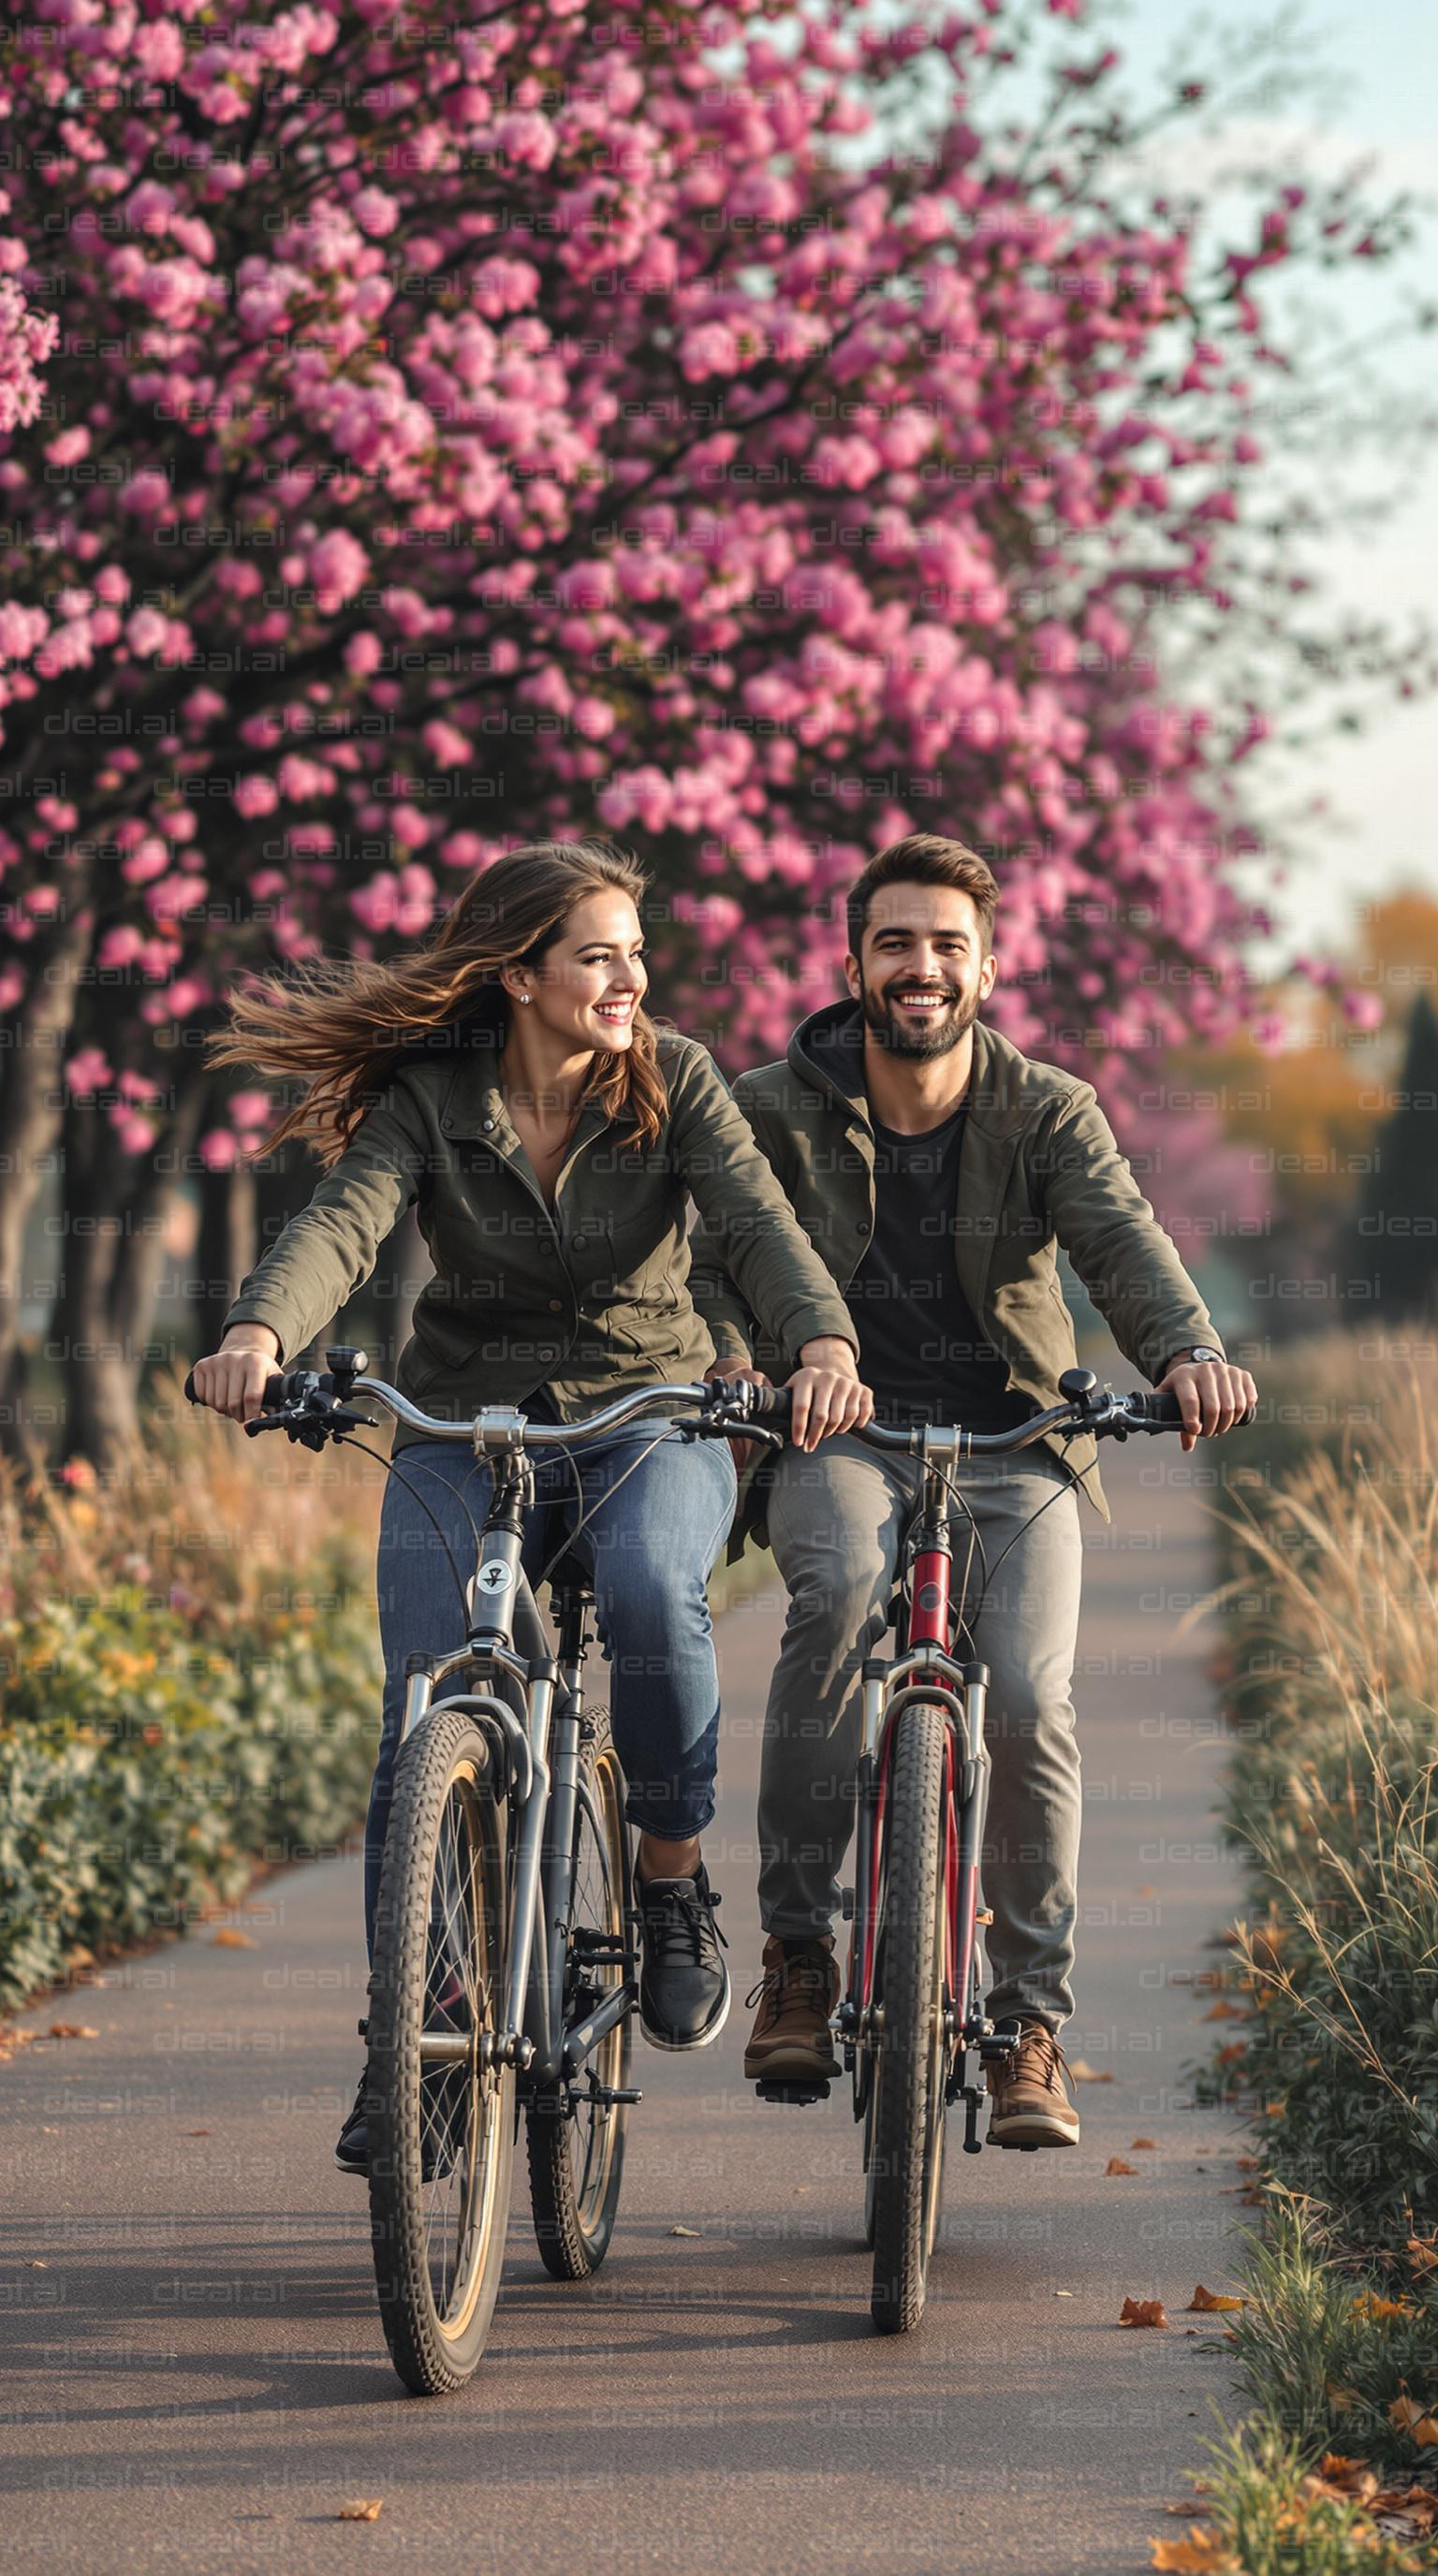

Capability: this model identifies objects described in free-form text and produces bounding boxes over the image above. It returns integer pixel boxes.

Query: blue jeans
[365,1429,738,1956]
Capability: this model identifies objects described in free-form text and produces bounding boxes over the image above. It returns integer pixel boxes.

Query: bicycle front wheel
[526,1717,633,2278]
[868,1700,951,2335]
[367,1706,515,2394]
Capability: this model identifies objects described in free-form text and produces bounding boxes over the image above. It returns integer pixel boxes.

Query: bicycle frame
[395,1439,635,2098]
[841,1426,1005,2151]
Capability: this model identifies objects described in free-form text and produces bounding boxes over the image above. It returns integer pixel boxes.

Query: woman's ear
[497,963,529,1005]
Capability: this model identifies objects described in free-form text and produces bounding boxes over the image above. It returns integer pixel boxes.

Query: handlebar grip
[746,1383,795,1427]
[183,1368,198,1403]
[1131,1391,1258,1431]
[1133,1390,1184,1427]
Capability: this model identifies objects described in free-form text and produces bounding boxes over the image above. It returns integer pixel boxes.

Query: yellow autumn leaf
[1388,2395,1438,2446]
[1149,2527,1238,2571]
[337,2500,384,2523]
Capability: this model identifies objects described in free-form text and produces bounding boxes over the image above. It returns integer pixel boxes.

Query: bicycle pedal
[754,2079,830,2107]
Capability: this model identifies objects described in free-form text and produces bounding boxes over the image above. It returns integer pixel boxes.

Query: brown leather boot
[985,2018,1080,2147]
[742,1936,842,2082]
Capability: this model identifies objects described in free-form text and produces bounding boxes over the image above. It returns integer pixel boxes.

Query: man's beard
[858,975,980,1060]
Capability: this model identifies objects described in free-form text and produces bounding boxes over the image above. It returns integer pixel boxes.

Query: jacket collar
[787,998,1041,1138]
[432,1005,610,1186]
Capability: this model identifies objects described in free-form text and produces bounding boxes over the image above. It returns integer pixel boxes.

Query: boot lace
[744,1943,830,2022]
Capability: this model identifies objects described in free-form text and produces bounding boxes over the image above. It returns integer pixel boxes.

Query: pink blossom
[66,1047,113,1092]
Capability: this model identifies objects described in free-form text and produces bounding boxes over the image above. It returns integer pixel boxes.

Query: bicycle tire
[367,1706,515,2394]
[868,1700,951,2335]
[526,1720,633,2279]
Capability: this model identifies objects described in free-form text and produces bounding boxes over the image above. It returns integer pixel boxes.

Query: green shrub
[0,1379,384,2009]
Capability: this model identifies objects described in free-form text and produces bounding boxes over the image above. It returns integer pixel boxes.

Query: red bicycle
[735,1366,1254,2334]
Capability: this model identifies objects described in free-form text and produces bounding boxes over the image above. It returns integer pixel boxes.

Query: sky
[818,0,1438,966]
[1100,0,1438,960]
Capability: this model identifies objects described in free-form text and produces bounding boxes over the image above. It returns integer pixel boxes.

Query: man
[691,835,1256,2145]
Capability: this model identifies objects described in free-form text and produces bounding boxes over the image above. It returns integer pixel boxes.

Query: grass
[1165,1339,1438,2572]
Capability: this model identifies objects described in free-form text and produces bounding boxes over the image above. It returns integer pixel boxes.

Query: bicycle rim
[526,1729,633,2276]
[368,1708,515,2394]
[868,1700,950,2335]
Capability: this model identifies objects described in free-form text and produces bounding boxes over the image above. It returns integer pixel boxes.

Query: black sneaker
[332,2068,459,2183]
[636,1864,730,2052]
[335,2072,369,2175]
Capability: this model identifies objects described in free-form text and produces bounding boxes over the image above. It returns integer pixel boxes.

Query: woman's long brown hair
[206,839,670,1167]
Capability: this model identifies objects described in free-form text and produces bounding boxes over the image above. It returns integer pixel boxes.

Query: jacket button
[548,1298,564,1313]
[481,1116,494,1133]
[857,1219,872,1236]
[571,1237,585,1251]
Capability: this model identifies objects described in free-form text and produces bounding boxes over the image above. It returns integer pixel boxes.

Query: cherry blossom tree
[0,0,1427,1456]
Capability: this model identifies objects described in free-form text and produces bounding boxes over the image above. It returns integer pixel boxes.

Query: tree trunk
[194,1153,258,1360]
[0,900,93,1456]
[55,1075,208,1465]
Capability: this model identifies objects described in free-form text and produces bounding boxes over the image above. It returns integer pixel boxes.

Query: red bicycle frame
[842,1438,1005,2148]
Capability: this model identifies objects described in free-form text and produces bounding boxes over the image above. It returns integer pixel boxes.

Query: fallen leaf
[1388,2395,1438,2446]
[1106,2157,1139,2176]
[26,2261,48,2270]
[48,2023,98,2041]
[668,2224,701,2238]
[1120,2297,1169,2329]
[1262,2099,1284,2116]
[211,1927,258,1951]
[1202,1998,1243,2021]
[1405,2233,1438,2276]
[337,2500,384,2523]
[1162,2500,1215,2518]
[1233,2157,1258,2173]
[1371,2486,1437,2528]
[1352,2291,1416,2322]
[1312,2461,1379,2504]
[1054,2290,1075,2298]
[1149,2528,1236,2571]
[185,2128,212,2138]
[1214,2043,1247,2067]
[1188,2285,1246,2312]
[1130,2138,1158,2151]
[1067,2059,1114,2083]
[1327,2382,1358,2414]
[1135,1885,1157,1897]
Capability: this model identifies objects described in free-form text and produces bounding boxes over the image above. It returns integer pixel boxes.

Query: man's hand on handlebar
[787,1338,874,1455]
[189,1325,282,1426]
[1155,1355,1258,1454]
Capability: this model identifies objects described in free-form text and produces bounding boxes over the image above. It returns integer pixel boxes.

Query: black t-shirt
[848,1103,1036,1434]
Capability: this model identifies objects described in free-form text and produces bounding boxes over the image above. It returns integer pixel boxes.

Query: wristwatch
[1163,1345,1225,1371]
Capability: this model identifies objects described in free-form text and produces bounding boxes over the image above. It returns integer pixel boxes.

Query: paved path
[1,1439,1247,2574]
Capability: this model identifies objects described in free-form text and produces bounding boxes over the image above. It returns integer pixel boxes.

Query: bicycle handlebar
[183,1349,1255,1457]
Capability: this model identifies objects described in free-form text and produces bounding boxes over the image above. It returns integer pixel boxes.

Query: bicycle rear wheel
[526,1717,633,2279]
[868,1701,951,2335]
[367,1705,515,2394]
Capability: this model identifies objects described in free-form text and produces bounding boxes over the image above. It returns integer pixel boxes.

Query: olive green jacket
[688,1001,1225,1541]
[221,1017,859,1459]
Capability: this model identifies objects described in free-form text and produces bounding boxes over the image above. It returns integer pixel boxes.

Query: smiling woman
[185,833,870,2168]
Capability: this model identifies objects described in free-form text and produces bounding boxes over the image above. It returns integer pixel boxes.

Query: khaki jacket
[222,1017,858,1459]
[688,1001,1224,1541]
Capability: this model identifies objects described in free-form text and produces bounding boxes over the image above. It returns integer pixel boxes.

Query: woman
[191,837,870,2171]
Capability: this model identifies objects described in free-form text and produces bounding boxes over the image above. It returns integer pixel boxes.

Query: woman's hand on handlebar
[190,1325,282,1425]
[787,1339,873,1455]
[706,1354,770,1476]
[1155,1355,1258,1453]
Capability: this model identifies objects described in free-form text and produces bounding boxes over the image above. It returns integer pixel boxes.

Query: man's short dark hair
[846,835,1000,959]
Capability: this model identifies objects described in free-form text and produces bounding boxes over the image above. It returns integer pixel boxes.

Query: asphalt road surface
[1,1437,1250,2575]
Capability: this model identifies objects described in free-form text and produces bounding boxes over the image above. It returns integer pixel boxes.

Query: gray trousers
[758,1437,1085,2031]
